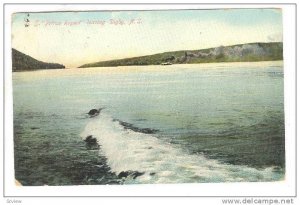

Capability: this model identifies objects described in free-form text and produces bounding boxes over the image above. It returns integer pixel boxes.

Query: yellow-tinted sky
[12,9,282,68]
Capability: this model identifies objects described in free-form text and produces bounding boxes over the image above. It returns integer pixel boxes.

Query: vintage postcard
[3,3,297,198]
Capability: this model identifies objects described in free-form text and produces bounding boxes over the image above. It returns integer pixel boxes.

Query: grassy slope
[12,48,65,71]
[79,42,283,68]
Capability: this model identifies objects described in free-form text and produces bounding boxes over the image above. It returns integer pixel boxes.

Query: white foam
[80,114,284,184]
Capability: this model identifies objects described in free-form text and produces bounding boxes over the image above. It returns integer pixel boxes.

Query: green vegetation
[12,48,65,71]
[79,42,283,68]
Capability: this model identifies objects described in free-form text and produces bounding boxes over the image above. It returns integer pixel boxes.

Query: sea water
[13,61,285,185]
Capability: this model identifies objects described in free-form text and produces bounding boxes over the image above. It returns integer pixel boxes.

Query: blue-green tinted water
[13,61,285,185]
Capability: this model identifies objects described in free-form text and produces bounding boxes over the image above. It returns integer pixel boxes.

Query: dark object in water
[84,135,99,150]
[88,109,99,115]
[87,107,105,117]
[30,127,39,130]
[116,120,159,134]
[118,171,145,179]
[150,172,156,176]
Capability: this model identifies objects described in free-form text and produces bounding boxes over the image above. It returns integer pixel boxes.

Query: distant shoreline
[79,59,284,69]
[12,42,282,71]
[13,60,283,73]
[12,67,65,72]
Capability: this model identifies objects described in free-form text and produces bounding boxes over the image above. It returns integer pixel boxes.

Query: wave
[80,113,284,184]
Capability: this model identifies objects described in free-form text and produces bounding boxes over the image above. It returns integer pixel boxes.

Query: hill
[12,49,65,71]
[79,42,283,68]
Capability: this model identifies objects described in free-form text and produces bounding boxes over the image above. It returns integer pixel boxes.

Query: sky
[11,9,283,68]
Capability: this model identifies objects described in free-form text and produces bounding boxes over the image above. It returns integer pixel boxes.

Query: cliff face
[12,49,65,71]
[181,42,283,64]
[79,42,283,68]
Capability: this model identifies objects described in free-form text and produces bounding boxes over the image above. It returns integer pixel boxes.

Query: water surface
[13,61,285,185]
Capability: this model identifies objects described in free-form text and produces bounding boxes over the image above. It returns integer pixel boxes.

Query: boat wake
[80,113,284,184]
